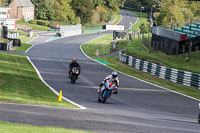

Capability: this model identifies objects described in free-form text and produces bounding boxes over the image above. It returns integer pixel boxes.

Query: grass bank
[81,34,113,56]
[0,52,76,108]
[17,21,50,31]
[120,9,149,32]
[15,36,35,52]
[81,33,200,100]
[0,121,91,133]
[111,13,122,25]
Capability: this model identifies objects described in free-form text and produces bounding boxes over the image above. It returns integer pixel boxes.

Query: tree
[31,0,80,24]
[124,0,156,11]
[183,8,194,20]
[188,1,200,17]
[95,0,125,22]
[97,5,107,21]
[156,0,185,26]
[31,0,55,20]
[140,23,149,33]
[71,0,95,24]
[1,0,9,6]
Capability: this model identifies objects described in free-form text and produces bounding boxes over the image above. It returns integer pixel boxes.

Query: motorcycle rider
[69,58,81,78]
[98,71,119,94]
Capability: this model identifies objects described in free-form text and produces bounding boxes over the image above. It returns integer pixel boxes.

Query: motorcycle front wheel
[102,90,109,103]
[98,96,102,102]
[71,75,77,84]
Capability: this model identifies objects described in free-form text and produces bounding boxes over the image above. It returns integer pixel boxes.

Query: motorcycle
[70,67,79,84]
[98,79,117,103]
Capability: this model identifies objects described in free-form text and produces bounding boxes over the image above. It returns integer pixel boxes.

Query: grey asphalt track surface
[1,11,200,133]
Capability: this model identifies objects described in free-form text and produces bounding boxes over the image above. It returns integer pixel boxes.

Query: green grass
[17,21,50,31]
[81,33,200,100]
[9,30,28,36]
[120,9,149,32]
[116,39,200,74]
[14,36,33,52]
[0,52,76,108]
[111,13,122,25]
[131,17,149,31]
[81,34,113,56]
[0,122,91,133]
[83,30,103,34]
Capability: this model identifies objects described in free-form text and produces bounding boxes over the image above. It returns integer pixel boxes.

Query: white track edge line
[26,56,87,109]
[25,45,34,53]
[25,34,39,53]
[80,33,200,103]
[0,101,83,110]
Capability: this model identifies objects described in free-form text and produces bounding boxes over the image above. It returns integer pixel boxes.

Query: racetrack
[0,11,200,133]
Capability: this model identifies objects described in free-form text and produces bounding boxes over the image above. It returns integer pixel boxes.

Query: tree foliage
[31,0,55,20]
[124,0,199,26]
[71,0,94,24]
[31,0,80,24]
[156,0,185,25]
[4,0,125,24]
[95,0,125,22]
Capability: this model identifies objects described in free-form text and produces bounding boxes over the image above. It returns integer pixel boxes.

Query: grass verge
[120,9,149,32]
[81,34,113,56]
[15,36,34,52]
[81,33,200,100]
[111,13,122,25]
[0,121,91,133]
[0,52,76,108]
[17,21,50,31]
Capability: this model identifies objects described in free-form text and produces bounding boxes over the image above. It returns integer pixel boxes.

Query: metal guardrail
[119,52,200,89]
[7,32,19,38]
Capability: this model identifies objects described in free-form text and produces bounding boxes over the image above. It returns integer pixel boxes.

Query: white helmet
[112,71,118,78]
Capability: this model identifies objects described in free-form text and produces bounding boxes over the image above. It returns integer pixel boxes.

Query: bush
[49,21,67,26]
[29,20,37,24]
[36,20,49,26]
[85,24,101,28]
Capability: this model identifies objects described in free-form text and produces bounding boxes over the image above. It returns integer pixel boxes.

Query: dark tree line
[124,0,200,26]
[2,0,125,24]
[31,0,126,24]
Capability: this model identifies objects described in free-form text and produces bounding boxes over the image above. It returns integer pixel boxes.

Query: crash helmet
[112,71,118,78]
[72,58,77,63]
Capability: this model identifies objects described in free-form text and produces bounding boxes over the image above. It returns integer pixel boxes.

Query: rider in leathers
[98,71,119,94]
[69,58,81,78]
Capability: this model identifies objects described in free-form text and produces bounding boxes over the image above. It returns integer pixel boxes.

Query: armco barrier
[119,52,200,89]
[7,32,19,38]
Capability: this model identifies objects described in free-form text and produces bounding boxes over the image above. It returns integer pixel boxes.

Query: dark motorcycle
[70,67,79,84]
[98,79,117,103]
